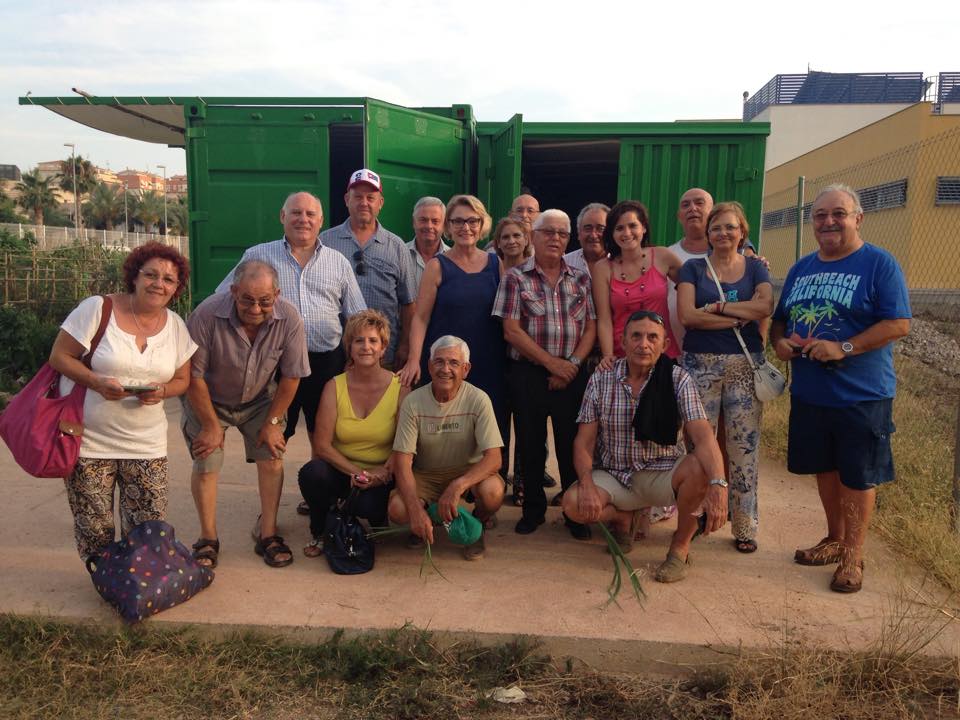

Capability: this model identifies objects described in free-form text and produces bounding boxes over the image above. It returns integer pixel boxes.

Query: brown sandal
[794,537,843,566]
[830,559,864,593]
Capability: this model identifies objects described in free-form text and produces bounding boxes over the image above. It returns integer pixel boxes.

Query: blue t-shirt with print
[772,243,911,407]
[678,256,771,354]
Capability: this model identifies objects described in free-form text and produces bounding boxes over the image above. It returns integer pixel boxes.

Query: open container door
[186,100,364,298]
[477,114,523,229]
[617,125,767,248]
[362,99,468,237]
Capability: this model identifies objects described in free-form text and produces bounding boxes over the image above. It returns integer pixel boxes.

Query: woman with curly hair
[48,242,197,565]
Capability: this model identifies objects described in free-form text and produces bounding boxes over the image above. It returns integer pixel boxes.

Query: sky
[1,0,958,177]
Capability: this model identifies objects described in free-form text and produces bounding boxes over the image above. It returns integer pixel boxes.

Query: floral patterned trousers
[64,457,168,561]
[680,352,763,542]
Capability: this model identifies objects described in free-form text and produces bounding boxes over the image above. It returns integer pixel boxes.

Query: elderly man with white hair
[388,335,504,560]
[406,196,449,287]
[492,209,597,538]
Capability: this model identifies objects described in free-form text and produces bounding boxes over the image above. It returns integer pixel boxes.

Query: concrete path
[1,400,957,672]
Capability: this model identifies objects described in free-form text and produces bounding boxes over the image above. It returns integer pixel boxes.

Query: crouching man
[388,336,504,560]
[562,310,727,582]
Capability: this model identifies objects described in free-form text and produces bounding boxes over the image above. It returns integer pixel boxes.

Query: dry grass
[3,608,960,720]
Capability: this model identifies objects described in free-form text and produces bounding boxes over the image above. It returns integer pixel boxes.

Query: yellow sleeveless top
[332,373,401,469]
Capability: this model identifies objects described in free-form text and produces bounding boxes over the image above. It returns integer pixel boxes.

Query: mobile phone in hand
[122,385,159,393]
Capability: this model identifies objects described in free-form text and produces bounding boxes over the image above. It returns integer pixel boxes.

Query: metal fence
[0,223,189,257]
[759,125,960,320]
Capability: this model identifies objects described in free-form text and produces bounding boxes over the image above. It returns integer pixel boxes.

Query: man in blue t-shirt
[771,184,911,595]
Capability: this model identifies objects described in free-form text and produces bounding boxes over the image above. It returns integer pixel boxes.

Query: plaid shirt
[491,257,596,360]
[577,358,706,487]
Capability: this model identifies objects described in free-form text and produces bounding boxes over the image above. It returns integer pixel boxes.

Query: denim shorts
[787,398,895,490]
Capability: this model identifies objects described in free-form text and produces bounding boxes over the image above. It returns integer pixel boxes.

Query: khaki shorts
[180,394,276,473]
[590,456,684,511]
[413,465,504,504]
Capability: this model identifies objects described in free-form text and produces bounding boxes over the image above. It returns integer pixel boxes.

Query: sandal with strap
[192,537,220,569]
[734,537,758,554]
[303,537,323,558]
[795,536,843,566]
[254,535,293,568]
[830,559,864,593]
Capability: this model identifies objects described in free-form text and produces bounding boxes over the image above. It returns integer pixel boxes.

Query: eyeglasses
[580,224,605,236]
[626,310,664,325]
[430,358,464,370]
[139,269,179,288]
[812,209,856,223]
[535,228,571,240]
[708,223,741,235]
[449,217,482,229]
[236,295,276,309]
[352,250,366,276]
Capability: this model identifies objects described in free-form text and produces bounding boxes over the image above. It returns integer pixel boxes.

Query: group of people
[46,165,910,593]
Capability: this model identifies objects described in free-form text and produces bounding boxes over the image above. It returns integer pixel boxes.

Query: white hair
[429,335,470,363]
[233,259,279,290]
[412,196,445,219]
[532,209,571,231]
[815,183,863,214]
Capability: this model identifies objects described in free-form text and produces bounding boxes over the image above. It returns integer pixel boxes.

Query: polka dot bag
[87,520,214,623]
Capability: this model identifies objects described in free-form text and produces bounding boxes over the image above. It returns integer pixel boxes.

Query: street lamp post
[157,164,168,236]
[123,181,128,241]
[63,143,79,236]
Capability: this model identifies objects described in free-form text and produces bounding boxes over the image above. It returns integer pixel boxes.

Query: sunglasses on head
[626,310,664,325]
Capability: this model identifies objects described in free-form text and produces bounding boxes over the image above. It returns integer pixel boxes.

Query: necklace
[130,294,161,337]
[618,252,647,295]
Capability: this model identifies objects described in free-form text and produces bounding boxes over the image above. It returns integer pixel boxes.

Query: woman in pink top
[593,201,683,369]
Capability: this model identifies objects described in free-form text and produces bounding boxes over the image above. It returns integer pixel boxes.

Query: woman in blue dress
[399,194,506,453]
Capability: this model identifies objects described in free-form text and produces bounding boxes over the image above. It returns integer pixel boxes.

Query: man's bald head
[510,194,540,228]
[676,188,713,240]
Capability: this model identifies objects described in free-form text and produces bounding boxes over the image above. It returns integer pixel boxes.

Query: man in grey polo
[321,168,417,368]
[184,260,310,570]
[406,196,449,287]
[216,191,365,442]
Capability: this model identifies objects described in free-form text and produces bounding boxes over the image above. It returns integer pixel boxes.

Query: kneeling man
[388,336,504,560]
[563,310,727,582]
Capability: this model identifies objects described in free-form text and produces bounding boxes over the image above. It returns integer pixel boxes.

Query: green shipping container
[20,95,769,299]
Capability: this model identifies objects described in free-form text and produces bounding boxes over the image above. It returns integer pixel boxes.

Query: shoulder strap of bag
[702,255,757,371]
[82,295,114,369]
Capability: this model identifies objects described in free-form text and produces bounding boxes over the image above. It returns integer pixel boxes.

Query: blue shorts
[787,398,895,490]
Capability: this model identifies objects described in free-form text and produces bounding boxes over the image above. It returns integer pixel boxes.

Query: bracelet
[160,384,167,399]
[721,301,727,314]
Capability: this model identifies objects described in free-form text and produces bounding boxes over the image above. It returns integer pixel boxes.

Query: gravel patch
[897,317,960,377]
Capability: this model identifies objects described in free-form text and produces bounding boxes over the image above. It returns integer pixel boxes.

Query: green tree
[167,195,188,236]
[133,190,164,232]
[83,182,124,230]
[14,169,61,226]
[59,155,98,198]
[0,186,29,223]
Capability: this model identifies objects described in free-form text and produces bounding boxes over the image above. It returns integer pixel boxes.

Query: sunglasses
[626,310,664,325]
[352,250,366,276]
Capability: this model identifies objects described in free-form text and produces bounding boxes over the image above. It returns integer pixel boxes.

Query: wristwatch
[567,354,581,367]
[708,478,728,488]
[841,341,854,355]
[268,416,286,427]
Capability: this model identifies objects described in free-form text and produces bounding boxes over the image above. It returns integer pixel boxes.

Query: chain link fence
[759,125,960,320]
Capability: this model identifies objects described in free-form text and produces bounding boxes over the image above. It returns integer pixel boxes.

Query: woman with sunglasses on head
[47,242,197,566]
[398,196,507,517]
[592,201,683,371]
[676,201,773,554]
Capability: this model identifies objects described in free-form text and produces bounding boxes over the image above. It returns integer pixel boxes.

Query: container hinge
[185,128,207,139]
[734,167,759,181]
[455,127,467,140]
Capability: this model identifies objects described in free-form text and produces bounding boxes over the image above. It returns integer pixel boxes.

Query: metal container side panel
[363,100,468,239]
[617,135,767,248]
[186,105,361,299]
[476,114,523,228]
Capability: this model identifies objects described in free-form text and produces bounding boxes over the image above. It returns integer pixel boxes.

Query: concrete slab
[1,399,957,673]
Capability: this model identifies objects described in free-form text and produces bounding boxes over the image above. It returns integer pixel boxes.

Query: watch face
[841,342,854,353]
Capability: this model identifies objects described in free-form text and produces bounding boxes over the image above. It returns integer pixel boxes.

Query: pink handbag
[0,296,112,478]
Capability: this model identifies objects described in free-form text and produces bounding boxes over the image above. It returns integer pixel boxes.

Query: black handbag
[323,489,375,575]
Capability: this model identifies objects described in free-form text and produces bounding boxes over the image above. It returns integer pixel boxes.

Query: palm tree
[15,169,61,226]
[59,156,98,199]
[133,190,164,233]
[166,196,188,237]
[84,182,124,230]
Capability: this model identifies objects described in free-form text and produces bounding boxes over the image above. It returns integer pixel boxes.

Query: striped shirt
[577,358,706,487]
[405,238,450,288]
[491,256,596,361]
[320,220,417,363]
[216,238,366,353]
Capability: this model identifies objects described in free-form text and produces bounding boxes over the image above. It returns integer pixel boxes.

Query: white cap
[347,168,382,192]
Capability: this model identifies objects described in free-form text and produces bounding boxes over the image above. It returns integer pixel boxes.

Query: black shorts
[787,398,895,490]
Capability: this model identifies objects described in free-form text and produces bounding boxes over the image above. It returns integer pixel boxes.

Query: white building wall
[755,104,910,170]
